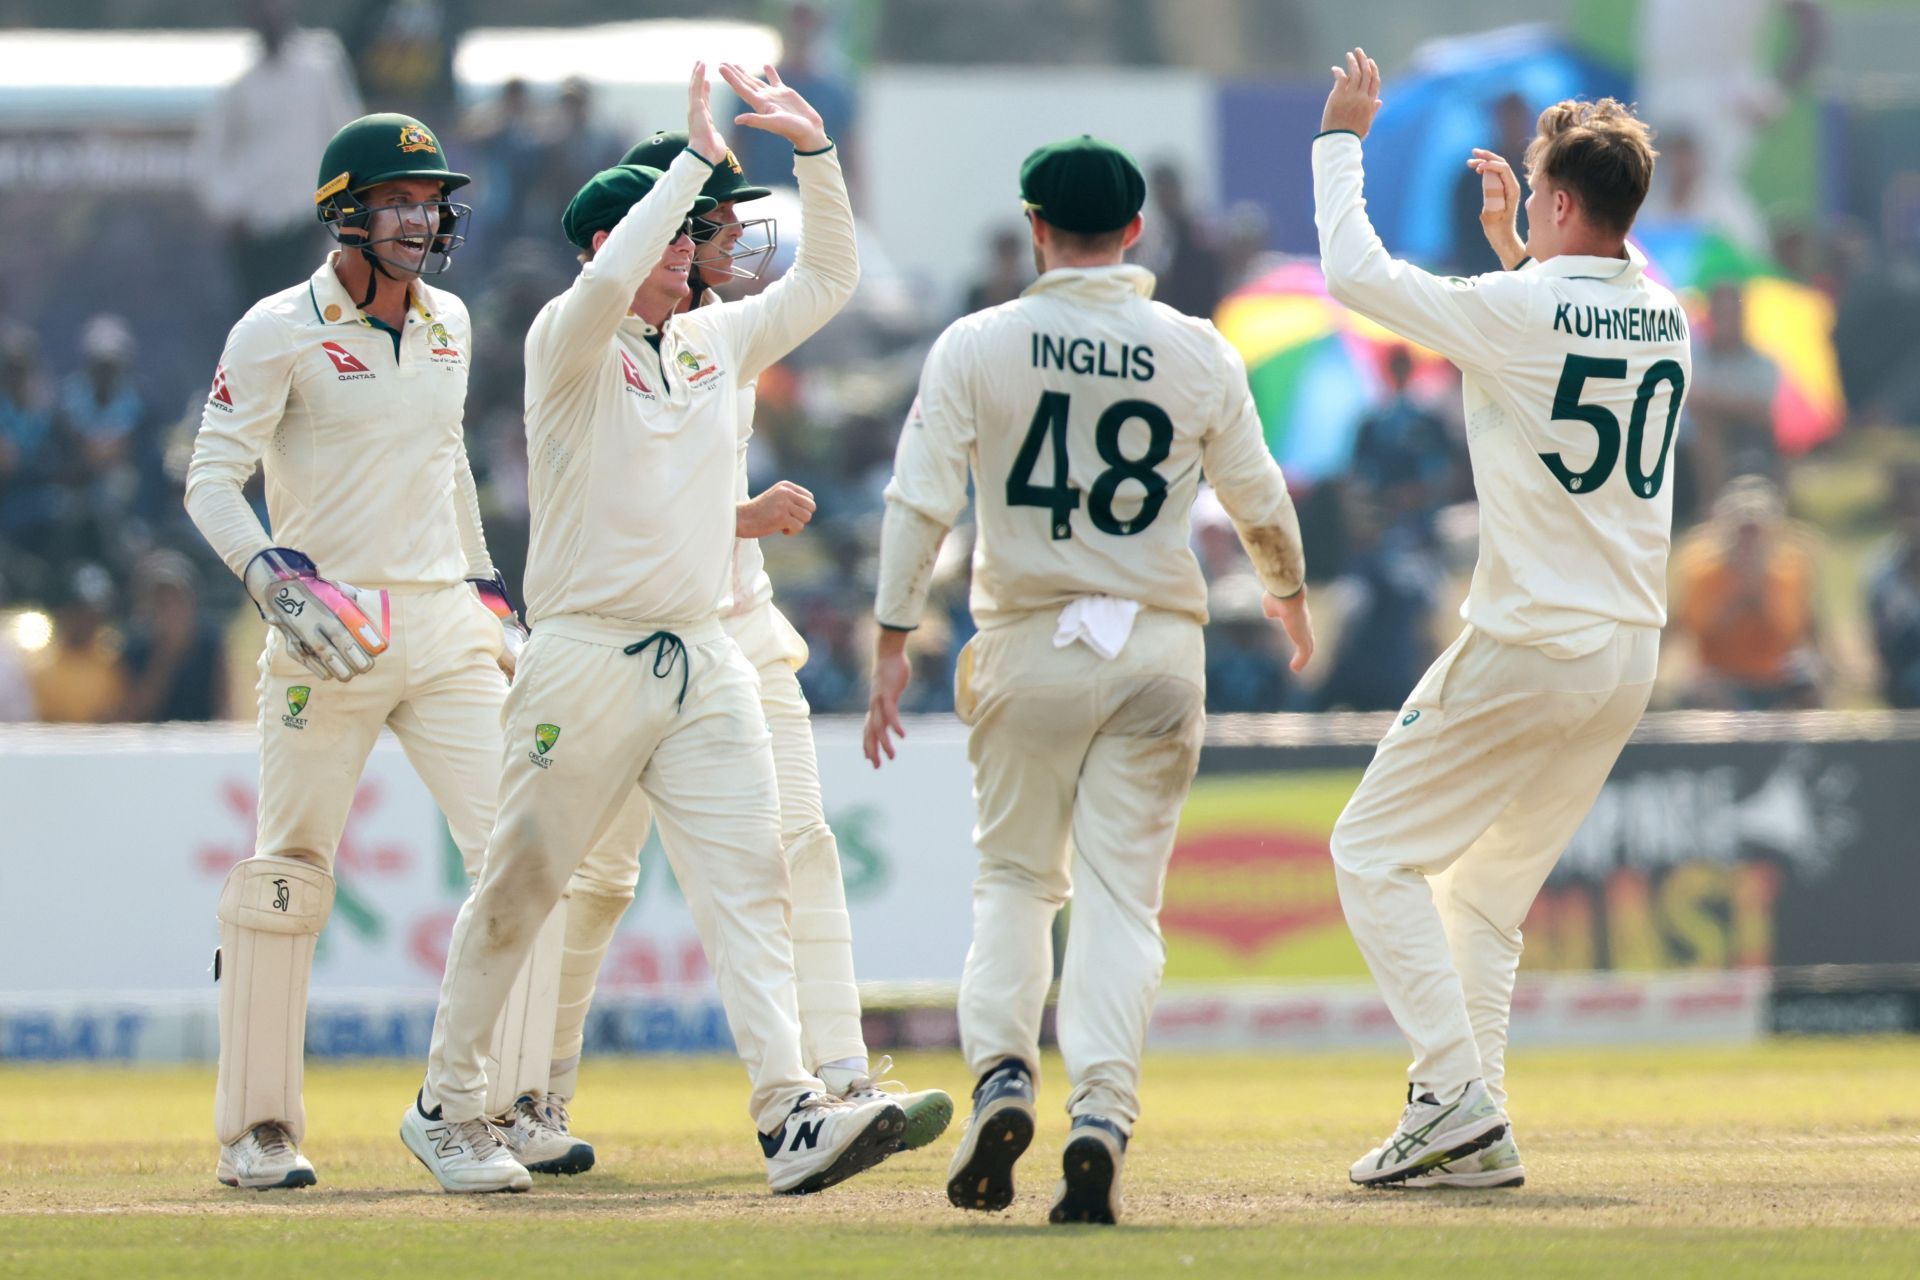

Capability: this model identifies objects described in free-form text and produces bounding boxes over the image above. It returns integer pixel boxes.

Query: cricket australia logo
[282,685,310,730]
[676,347,721,388]
[529,722,561,769]
[428,321,462,363]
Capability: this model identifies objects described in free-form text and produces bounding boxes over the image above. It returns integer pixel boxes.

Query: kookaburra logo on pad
[272,878,290,911]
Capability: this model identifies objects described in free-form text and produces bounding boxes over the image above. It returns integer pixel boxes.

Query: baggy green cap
[620,132,774,205]
[1018,135,1146,234]
[562,164,719,251]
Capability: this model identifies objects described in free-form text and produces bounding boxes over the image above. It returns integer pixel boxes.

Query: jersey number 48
[1007,390,1174,540]
[1541,354,1687,499]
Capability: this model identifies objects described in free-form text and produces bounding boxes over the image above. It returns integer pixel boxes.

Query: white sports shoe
[1350,1078,1508,1186]
[400,1092,532,1193]
[833,1056,954,1152]
[761,1092,906,1195]
[1406,1126,1527,1189]
[216,1121,317,1190]
[1049,1115,1128,1226]
[493,1092,595,1176]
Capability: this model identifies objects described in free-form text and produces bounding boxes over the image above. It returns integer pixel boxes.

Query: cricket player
[535,129,952,1161]
[1313,51,1687,1188]
[402,63,906,1196]
[863,136,1314,1225]
[184,112,558,1189]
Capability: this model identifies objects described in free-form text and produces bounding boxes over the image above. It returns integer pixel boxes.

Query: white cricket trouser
[956,608,1206,1135]
[218,583,506,1144]
[254,582,507,876]
[424,615,818,1134]
[560,600,864,1088]
[1330,624,1658,1110]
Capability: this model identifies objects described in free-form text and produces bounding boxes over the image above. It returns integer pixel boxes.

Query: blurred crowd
[6,0,1920,727]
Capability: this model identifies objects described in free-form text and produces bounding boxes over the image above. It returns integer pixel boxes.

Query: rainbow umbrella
[1633,220,1844,454]
[1215,260,1454,484]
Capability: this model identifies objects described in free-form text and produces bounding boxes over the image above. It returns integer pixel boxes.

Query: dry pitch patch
[3,1042,1918,1277]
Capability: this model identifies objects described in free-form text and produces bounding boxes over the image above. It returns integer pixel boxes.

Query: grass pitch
[3,1041,1918,1278]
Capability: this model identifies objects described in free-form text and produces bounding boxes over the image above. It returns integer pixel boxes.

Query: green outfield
[3,1040,1918,1278]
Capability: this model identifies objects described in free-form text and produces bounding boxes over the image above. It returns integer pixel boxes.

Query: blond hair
[1523,98,1657,235]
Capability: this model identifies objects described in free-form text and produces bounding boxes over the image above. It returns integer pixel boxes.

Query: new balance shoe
[215,1121,316,1190]
[946,1059,1036,1213]
[1350,1078,1507,1186]
[831,1055,954,1152]
[400,1091,532,1193]
[493,1091,595,1176]
[1405,1125,1526,1189]
[761,1092,906,1195]
[1049,1115,1127,1226]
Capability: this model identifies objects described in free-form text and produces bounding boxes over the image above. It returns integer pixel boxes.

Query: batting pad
[214,856,334,1146]
[788,826,867,1070]
[549,885,635,1101]
[484,897,567,1116]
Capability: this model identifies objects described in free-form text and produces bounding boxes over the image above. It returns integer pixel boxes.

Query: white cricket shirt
[1314,131,1691,656]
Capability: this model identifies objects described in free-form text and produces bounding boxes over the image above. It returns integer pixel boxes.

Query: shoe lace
[843,1054,905,1098]
[511,1093,562,1133]
[249,1122,294,1159]
[451,1116,509,1155]
[543,1096,573,1133]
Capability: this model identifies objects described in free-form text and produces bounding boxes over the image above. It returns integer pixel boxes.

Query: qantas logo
[620,351,654,398]
[208,365,234,411]
[322,341,375,381]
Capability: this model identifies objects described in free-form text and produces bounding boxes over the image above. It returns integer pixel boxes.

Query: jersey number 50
[1007,391,1173,541]
[1541,354,1687,499]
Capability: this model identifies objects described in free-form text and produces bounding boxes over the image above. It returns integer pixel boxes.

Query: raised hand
[720,62,830,152]
[686,61,726,165]
[1321,46,1384,140]
[1467,148,1528,270]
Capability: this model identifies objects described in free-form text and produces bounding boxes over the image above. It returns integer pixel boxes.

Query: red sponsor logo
[322,341,372,375]
[1160,830,1343,955]
[209,364,234,409]
[620,350,653,396]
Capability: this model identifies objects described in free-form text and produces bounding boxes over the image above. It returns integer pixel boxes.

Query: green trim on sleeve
[1312,129,1360,142]
[877,621,916,633]
[794,139,836,157]
[1511,256,1535,271]
[685,149,719,170]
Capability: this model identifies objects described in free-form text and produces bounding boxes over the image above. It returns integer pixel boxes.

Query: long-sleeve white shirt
[877,264,1304,630]
[1314,130,1690,656]
[520,146,857,629]
[183,257,489,590]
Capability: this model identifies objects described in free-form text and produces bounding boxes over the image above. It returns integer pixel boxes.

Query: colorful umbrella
[1215,260,1454,485]
[1633,220,1845,454]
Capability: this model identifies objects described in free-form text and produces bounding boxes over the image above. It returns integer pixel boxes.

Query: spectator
[1635,130,1769,251]
[1670,477,1822,710]
[1348,346,1455,535]
[1451,92,1534,276]
[118,552,228,723]
[28,563,127,723]
[0,326,70,594]
[733,2,860,189]
[59,315,151,555]
[462,78,547,251]
[195,0,363,303]
[539,78,626,219]
[1866,463,1920,708]
[1314,499,1441,711]
[1685,283,1781,502]
[1135,160,1226,319]
[963,226,1032,314]
[346,0,460,125]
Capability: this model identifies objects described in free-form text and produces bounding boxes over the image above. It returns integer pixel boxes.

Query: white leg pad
[484,896,567,1116]
[214,856,334,1146]
[548,885,634,1101]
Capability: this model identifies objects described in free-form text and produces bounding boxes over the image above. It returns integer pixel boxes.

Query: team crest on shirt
[620,351,656,399]
[675,347,721,389]
[282,685,310,729]
[529,722,561,768]
[398,123,439,154]
[428,322,462,363]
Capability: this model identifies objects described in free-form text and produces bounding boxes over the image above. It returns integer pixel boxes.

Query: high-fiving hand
[1321,47,1384,140]
[1467,147,1529,270]
[720,62,830,153]
[687,61,726,166]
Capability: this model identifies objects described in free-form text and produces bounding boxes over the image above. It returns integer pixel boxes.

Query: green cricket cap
[1018,135,1146,234]
[620,132,774,205]
[563,164,718,251]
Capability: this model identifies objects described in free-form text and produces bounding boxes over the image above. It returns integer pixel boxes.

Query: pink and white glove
[242,547,389,682]
[471,572,529,678]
